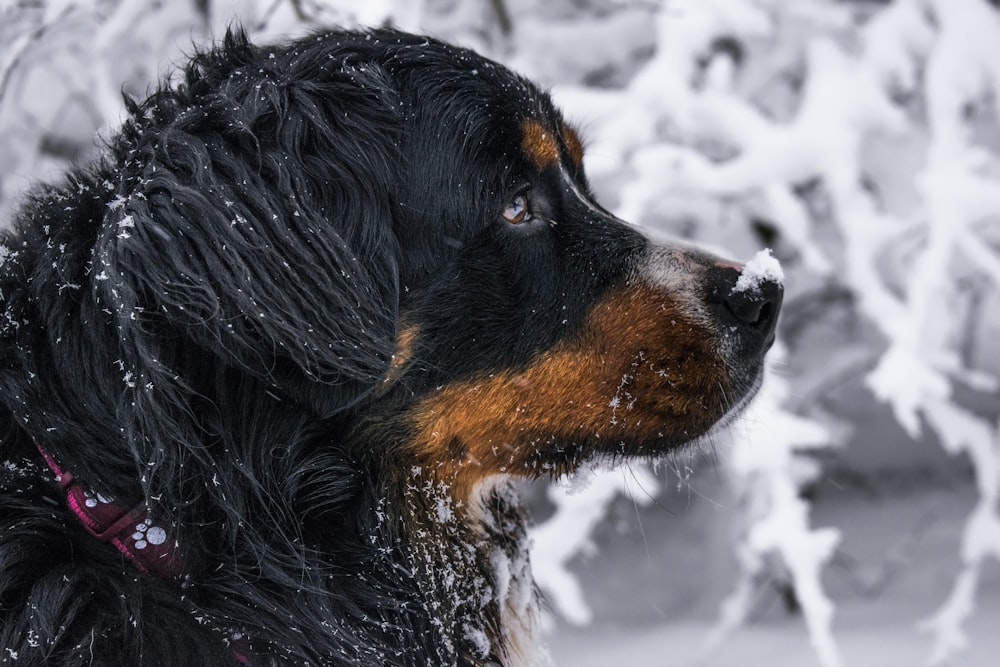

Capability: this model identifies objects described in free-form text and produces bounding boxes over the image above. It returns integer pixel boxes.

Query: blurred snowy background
[2,0,1000,665]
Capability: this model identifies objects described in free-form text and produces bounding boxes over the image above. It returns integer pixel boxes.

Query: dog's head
[96,29,780,502]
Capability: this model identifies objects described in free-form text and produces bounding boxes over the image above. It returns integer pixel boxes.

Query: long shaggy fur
[0,30,448,665]
[0,27,781,667]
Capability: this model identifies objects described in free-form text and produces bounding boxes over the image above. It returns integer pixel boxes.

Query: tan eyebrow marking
[561,123,585,168]
[520,119,560,169]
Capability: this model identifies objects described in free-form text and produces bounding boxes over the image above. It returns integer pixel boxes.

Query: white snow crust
[731,249,785,295]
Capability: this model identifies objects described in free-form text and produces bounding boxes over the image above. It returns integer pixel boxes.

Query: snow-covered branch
[539,0,1000,664]
[531,467,659,626]
[703,355,841,667]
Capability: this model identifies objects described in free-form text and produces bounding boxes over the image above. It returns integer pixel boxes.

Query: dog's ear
[96,38,401,419]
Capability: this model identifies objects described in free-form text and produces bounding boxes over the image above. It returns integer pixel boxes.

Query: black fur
[0,29,591,666]
[0,28,779,666]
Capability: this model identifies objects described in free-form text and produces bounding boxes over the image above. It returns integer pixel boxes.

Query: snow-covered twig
[918,401,1000,666]
[0,4,76,105]
[702,355,842,667]
[531,467,659,626]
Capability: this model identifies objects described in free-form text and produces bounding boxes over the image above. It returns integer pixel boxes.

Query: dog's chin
[693,364,768,447]
[544,367,767,473]
[612,364,770,466]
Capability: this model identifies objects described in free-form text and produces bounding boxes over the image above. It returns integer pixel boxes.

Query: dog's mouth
[709,359,769,435]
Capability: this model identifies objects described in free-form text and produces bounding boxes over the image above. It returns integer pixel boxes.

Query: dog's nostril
[723,279,782,328]
[757,300,775,327]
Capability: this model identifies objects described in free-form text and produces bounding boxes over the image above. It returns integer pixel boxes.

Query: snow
[463,624,491,660]
[731,249,784,295]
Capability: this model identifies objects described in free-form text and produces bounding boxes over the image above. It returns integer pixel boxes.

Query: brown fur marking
[378,323,419,396]
[406,282,730,500]
[561,124,585,169]
[521,119,585,171]
[520,119,560,169]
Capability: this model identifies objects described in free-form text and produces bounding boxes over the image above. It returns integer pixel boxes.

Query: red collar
[36,442,253,663]
[35,441,187,580]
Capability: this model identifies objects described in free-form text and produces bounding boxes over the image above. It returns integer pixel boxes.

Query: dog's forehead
[394,39,574,161]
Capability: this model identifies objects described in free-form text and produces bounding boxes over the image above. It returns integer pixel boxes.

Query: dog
[0,28,781,666]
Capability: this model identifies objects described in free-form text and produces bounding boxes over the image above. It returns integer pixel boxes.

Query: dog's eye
[501,194,531,225]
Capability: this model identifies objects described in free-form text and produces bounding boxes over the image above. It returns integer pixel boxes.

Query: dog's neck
[397,473,549,667]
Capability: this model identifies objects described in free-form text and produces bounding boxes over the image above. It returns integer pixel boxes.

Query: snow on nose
[731,249,785,297]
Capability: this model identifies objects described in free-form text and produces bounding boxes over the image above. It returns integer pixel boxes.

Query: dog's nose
[724,278,782,328]
[709,263,783,350]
